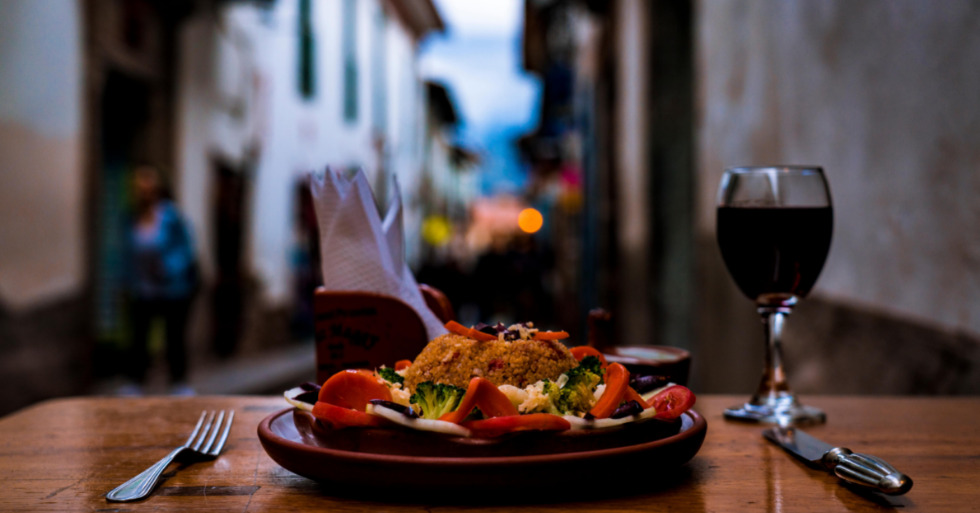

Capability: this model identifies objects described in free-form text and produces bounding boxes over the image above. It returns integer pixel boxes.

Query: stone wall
[0,297,92,416]
[692,0,980,394]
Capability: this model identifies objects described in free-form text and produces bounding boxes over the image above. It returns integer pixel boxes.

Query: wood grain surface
[0,394,976,512]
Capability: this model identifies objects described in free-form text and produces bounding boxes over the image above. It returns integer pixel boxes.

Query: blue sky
[419,0,542,195]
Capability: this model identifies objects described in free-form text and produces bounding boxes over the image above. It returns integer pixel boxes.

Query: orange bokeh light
[517,207,544,234]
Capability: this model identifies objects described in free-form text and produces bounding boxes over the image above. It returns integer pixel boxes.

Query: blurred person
[121,165,199,396]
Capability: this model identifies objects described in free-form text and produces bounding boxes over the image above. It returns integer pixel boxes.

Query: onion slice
[284,386,315,412]
[563,405,660,430]
[366,402,473,437]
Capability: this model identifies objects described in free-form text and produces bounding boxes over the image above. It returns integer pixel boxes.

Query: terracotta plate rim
[257,406,707,466]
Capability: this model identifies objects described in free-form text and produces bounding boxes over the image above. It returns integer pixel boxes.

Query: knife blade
[762,426,913,495]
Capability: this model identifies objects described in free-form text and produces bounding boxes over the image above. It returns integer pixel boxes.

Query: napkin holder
[313,286,454,384]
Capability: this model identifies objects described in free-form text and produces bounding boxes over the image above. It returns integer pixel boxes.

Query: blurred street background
[2,0,980,416]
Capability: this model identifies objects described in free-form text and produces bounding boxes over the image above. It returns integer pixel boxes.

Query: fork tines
[187,410,235,456]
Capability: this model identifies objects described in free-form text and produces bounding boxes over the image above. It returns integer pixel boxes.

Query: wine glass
[716,165,833,425]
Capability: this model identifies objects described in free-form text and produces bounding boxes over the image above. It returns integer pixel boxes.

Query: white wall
[385,18,427,265]
[0,0,84,310]
[175,0,430,306]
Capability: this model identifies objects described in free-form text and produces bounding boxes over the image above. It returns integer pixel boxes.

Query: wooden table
[0,394,976,512]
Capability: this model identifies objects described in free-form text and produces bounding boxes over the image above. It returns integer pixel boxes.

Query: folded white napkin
[309,168,448,340]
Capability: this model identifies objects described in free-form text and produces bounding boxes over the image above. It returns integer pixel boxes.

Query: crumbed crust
[403,333,578,391]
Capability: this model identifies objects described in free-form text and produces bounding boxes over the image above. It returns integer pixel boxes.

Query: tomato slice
[648,385,696,419]
[312,401,388,428]
[462,413,571,438]
[439,377,519,424]
[394,359,412,371]
[588,362,629,419]
[318,369,392,411]
[569,345,608,369]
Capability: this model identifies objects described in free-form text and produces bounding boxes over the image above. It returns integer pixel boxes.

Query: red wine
[716,206,832,302]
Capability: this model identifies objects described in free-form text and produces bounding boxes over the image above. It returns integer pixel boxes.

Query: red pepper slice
[312,400,388,428]
[394,359,412,371]
[439,377,519,424]
[624,386,648,409]
[445,320,497,342]
[445,320,470,336]
[532,330,570,341]
[649,385,696,419]
[569,345,608,369]
[588,362,629,419]
[462,413,571,438]
[318,369,392,411]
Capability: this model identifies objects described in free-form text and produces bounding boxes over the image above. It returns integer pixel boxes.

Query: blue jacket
[128,200,199,300]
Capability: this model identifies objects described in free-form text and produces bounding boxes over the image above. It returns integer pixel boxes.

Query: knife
[762,426,913,495]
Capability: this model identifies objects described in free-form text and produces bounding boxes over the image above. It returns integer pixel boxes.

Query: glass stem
[751,306,796,408]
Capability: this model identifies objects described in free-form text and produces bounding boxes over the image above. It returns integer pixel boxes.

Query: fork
[106,410,235,502]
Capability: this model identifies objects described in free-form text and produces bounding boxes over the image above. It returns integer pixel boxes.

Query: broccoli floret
[550,359,603,414]
[539,380,564,415]
[556,375,601,414]
[409,381,467,420]
[573,356,604,377]
[376,366,404,385]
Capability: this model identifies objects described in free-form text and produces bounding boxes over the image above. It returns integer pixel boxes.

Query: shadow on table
[834,480,914,509]
[311,464,703,506]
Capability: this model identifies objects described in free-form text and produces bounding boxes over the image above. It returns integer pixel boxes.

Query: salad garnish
[284,320,696,438]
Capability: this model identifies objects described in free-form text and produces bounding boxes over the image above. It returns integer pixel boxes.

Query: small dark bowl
[603,346,691,386]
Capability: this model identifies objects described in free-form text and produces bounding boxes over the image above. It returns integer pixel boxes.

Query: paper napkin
[309,168,448,340]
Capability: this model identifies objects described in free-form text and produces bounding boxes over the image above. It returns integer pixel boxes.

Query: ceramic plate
[257,407,707,495]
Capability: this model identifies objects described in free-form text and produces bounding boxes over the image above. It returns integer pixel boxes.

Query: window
[371,7,387,133]
[342,0,358,122]
[298,0,315,99]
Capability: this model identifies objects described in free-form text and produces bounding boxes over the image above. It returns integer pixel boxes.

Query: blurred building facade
[0,0,446,414]
[173,0,443,354]
[1,0,92,414]
[418,80,480,256]
[5,0,980,417]
[522,0,980,395]
[521,0,696,352]
[692,0,980,395]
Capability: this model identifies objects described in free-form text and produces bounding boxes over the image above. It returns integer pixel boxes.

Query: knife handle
[821,447,913,495]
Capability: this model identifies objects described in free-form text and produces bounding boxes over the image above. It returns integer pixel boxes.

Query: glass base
[724,401,826,426]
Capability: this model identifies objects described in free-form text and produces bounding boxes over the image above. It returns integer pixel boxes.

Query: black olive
[295,391,319,404]
[610,400,645,419]
[473,323,497,335]
[299,381,322,392]
[294,382,323,404]
[630,374,670,394]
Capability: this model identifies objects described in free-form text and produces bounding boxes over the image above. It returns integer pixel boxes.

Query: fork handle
[106,446,186,502]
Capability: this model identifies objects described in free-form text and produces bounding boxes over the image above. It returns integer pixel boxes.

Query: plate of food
[257,321,707,495]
